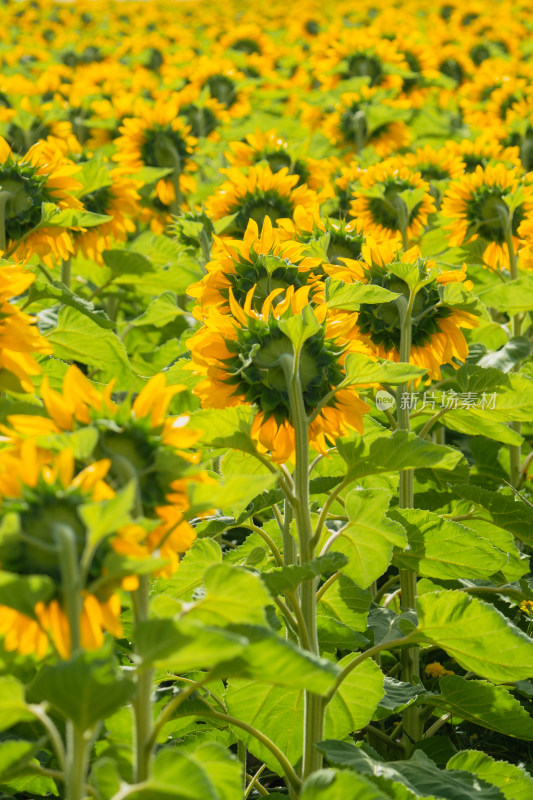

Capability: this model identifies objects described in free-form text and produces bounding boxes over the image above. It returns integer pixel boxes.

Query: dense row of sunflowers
[2,0,533,798]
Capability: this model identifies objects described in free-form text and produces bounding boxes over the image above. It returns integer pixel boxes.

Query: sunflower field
[4,0,533,798]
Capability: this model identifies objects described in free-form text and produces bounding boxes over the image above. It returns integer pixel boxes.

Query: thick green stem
[61,258,71,289]
[133,576,153,783]
[0,191,13,253]
[281,353,324,778]
[505,226,523,488]
[54,524,82,655]
[65,723,90,800]
[396,295,422,744]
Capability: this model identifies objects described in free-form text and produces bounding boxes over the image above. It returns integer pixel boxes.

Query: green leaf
[374,678,429,721]
[317,615,369,652]
[325,279,401,310]
[0,677,35,733]
[157,538,222,603]
[478,338,531,372]
[25,277,115,329]
[333,489,407,589]
[412,591,533,683]
[130,166,174,184]
[0,740,39,781]
[0,572,55,618]
[192,406,256,454]
[184,564,271,626]
[75,155,113,196]
[337,430,466,482]
[40,202,111,228]
[124,743,239,800]
[442,407,524,445]
[225,657,383,774]
[318,742,504,800]
[300,768,392,800]
[188,473,277,516]
[136,618,249,671]
[103,248,154,275]
[452,485,533,545]
[447,751,533,800]
[479,275,533,314]
[278,304,322,350]
[318,574,372,633]
[262,552,348,596]
[390,508,509,580]
[129,292,182,328]
[424,675,533,740]
[29,648,136,731]
[79,481,135,546]
[45,306,138,390]
[344,353,427,385]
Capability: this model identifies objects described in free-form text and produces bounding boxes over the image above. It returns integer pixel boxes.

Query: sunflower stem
[504,224,523,488]
[396,293,422,747]
[61,258,71,289]
[132,575,154,783]
[280,352,324,778]
[65,723,90,800]
[53,523,82,655]
[0,191,13,254]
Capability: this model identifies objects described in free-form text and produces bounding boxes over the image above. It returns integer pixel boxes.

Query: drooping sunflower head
[0,137,82,265]
[349,158,436,243]
[444,137,522,173]
[440,163,533,269]
[351,237,480,379]
[323,88,410,157]
[188,216,324,317]
[113,100,198,207]
[188,285,369,462]
[205,164,319,234]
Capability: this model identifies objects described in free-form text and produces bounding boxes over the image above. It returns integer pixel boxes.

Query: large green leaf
[262,553,348,596]
[183,564,271,626]
[26,277,114,329]
[344,353,427,385]
[225,658,383,773]
[29,649,136,731]
[188,473,277,516]
[442,408,523,445]
[333,489,407,589]
[374,678,429,721]
[318,742,504,800]
[0,677,35,733]
[412,591,533,683]
[447,751,533,800]
[191,406,257,454]
[40,202,111,228]
[0,572,55,618]
[0,741,39,781]
[300,768,392,800]
[157,538,222,603]
[318,574,372,633]
[337,430,466,482]
[45,307,138,390]
[452,485,533,545]
[390,508,509,580]
[124,743,240,800]
[423,675,533,739]
[325,279,401,309]
[478,275,533,314]
[79,481,135,546]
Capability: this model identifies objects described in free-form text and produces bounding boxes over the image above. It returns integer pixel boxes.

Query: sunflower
[225,128,333,195]
[322,88,410,157]
[277,204,365,280]
[188,215,324,317]
[205,164,319,234]
[349,158,436,244]
[1,369,208,578]
[183,56,252,119]
[73,165,140,263]
[0,261,52,392]
[345,237,479,380]
[444,137,522,173]
[187,285,369,463]
[403,145,464,206]
[0,137,82,267]
[440,164,533,269]
[0,445,124,659]
[112,99,198,209]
